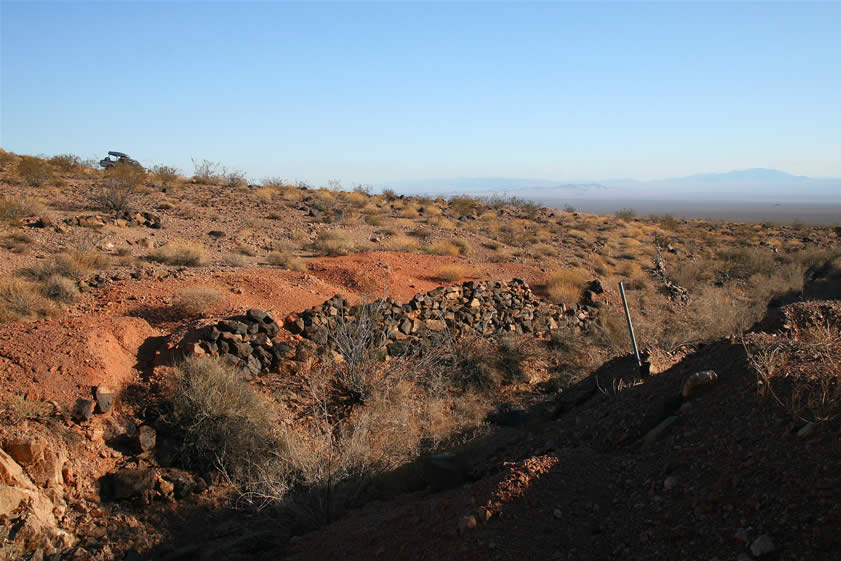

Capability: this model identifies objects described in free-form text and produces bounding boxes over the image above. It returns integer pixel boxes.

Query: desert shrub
[381,188,398,201]
[0,281,54,324]
[41,275,80,303]
[365,214,384,227]
[722,247,779,279]
[0,150,15,170]
[192,158,222,184]
[171,356,283,485]
[48,154,81,173]
[449,196,483,217]
[615,208,636,221]
[17,155,53,186]
[223,168,247,188]
[327,301,391,401]
[747,323,841,422]
[152,165,179,186]
[0,196,44,223]
[531,242,557,257]
[314,230,355,256]
[423,240,461,256]
[223,253,249,267]
[267,251,307,272]
[91,163,146,212]
[487,247,513,263]
[261,177,286,189]
[544,268,588,305]
[383,234,420,252]
[150,241,209,266]
[173,286,225,317]
[434,264,472,281]
[425,215,457,229]
[1,232,33,254]
[26,251,107,281]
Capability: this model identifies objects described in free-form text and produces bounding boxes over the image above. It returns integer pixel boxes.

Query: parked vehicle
[99,151,143,170]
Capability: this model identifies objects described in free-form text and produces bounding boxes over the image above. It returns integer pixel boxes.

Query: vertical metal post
[619,281,642,368]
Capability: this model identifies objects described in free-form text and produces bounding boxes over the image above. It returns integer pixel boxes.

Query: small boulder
[588,279,605,294]
[71,399,95,423]
[94,386,116,414]
[101,468,156,501]
[681,370,718,399]
[137,426,156,452]
[750,535,776,557]
[423,453,466,491]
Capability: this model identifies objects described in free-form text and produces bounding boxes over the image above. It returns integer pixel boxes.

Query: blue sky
[2,1,840,187]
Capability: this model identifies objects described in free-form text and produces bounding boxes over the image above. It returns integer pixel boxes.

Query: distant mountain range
[382,169,841,203]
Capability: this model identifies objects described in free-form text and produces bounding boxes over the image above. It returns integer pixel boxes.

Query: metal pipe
[619,281,642,368]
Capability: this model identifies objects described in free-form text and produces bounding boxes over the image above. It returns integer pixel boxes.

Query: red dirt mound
[0,316,159,407]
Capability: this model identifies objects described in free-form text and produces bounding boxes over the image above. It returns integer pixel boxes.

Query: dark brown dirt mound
[286,338,841,561]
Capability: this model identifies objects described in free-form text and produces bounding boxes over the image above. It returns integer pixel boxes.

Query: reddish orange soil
[0,251,550,409]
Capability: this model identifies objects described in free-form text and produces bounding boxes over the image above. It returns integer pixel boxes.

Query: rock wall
[185,279,600,377]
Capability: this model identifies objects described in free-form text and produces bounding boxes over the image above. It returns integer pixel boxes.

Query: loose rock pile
[290,279,590,345]
[64,210,162,229]
[185,309,294,378]
[184,279,601,377]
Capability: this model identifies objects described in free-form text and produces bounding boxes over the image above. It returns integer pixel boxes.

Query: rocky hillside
[1,150,840,561]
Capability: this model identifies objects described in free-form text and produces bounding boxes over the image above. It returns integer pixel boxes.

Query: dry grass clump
[0,149,16,171]
[223,253,249,267]
[314,230,355,256]
[449,196,483,217]
[615,208,636,221]
[383,234,420,252]
[434,264,473,281]
[26,250,108,281]
[150,240,209,266]
[16,155,54,186]
[0,281,54,324]
[0,195,45,224]
[0,232,34,254]
[267,251,307,272]
[531,242,557,257]
[343,191,368,208]
[544,268,589,305]
[747,321,841,422]
[172,356,282,486]
[425,215,457,229]
[423,240,461,256]
[487,247,513,263]
[173,286,225,317]
[41,275,80,303]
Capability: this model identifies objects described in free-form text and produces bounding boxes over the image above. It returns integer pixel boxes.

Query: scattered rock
[94,386,116,414]
[423,453,466,491]
[458,515,478,534]
[796,422,817,439]
[642,416,678,445]
[71,399,95,423]
[137,426,157,452]
[101,468,156,501]
[681,370,718,399]
[750,534,776,557]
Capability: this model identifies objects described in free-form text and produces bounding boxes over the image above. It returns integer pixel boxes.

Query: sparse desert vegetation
[0,148,840,561]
